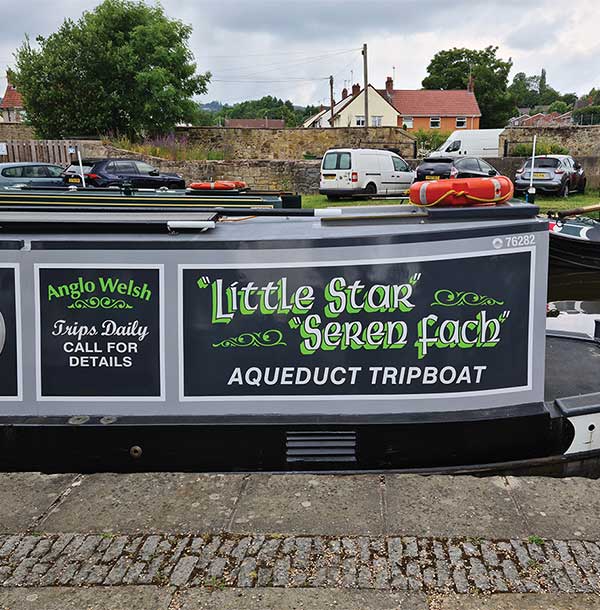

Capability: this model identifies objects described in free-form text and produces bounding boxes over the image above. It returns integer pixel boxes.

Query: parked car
[514,155,585,197]
[319,148,414,199]
[414,156,501,182]
[62,158,186,189]
[429,129,504,158]
[0,162,65,188]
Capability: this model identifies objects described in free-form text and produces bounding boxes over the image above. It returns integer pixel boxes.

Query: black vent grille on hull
[286,431,357,464]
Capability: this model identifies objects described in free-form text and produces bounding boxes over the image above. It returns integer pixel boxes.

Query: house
[0,75,25,123]
[508,112,572,127]
[224,118,285,128]
[380,76,481,131]
[303,83,400,128]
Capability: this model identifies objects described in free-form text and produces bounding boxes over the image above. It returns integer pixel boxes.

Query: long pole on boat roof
[329,75,334,126]
[527,135,537,205]
[76,147,86,189]
[362,43,368,128]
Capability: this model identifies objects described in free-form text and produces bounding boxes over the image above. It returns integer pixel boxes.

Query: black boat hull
[549,218,600,270]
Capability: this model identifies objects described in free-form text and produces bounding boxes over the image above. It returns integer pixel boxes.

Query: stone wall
[501,125,600,157]
[174,126,417,160]
[103,146,321,192]
[0,122,36,140]
[103,147,600,193]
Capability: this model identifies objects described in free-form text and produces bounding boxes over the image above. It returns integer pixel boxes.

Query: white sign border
[178,247,536,402]
[34,263,165,402]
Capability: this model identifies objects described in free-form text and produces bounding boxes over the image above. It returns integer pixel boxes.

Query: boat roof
[0,201,544,248]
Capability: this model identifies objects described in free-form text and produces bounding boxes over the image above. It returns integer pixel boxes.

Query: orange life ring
[409,176,514,207]
[189,180,247,190]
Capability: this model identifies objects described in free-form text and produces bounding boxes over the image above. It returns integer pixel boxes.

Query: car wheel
[365,182,377,197]
[561,182,569,198]
[578,179,586,194]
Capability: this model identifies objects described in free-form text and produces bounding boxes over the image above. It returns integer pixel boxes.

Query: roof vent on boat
[286,430,357,464]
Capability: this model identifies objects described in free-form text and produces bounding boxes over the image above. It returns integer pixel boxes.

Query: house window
[402,116,414,129]
[355,115,365,127]
[371,115,383,127]
[456,116,467,128]
[430,116,441,129]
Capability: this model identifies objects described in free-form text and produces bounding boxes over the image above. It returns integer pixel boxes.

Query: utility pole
[329,75,334,126]
[362,43,368,128]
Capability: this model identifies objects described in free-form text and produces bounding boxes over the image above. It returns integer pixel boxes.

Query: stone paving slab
[1,532,600,594]
[230,474,383,536]
[0,474,76,533]
[0,586,173,610]
[385,476,528,539]
[434,593,600,609]
[180,588,427,609]
[507,477,600,540]
[41,473,245,534]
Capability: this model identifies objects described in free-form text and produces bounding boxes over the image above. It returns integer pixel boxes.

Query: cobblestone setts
[0,533,599,593]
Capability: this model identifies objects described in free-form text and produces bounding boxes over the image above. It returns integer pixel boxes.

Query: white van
[429,129,504,158]
[319,148,414,200]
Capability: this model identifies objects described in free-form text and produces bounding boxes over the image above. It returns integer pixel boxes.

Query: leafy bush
[412,129,452,157]
[512,138,569,156]
[110,134,225,161]
[572,105,600,125]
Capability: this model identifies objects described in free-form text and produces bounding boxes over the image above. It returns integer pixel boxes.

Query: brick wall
[501,125,600,157]
[174,126,416,160]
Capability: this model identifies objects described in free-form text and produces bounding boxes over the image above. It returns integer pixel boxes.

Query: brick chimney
[351,83,360,97]
[467,74,475,93]
[385,76,394,96]
[342,87,348,100]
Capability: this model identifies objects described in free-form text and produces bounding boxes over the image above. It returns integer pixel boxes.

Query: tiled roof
[0,83,23,110]
[382,89,481,117]
[304,85,400,127]
[224,118,285,128]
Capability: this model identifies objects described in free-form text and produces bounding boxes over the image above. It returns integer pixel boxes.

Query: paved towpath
[1,472,600,609]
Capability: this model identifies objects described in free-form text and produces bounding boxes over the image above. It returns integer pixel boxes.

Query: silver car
[514,155,586,197]
[0,162,65,188]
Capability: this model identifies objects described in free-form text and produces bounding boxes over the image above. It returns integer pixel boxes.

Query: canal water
[548,267,600,337]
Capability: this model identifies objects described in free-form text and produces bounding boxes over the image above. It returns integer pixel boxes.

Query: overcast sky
[1,0,598,107]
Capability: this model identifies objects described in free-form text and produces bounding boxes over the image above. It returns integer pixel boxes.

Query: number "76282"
[504,234,536,247]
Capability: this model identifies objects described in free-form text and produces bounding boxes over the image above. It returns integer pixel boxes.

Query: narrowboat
[549,216,600,271]
[0,194,599,475]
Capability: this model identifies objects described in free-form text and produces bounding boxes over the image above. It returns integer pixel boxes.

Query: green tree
[509,68,563,110]
[559,93,577,107]
[509,72,540,109]
[196,96,319,128]
[548,100,569,114]
[12,0,209,138]
[422,46,514,127]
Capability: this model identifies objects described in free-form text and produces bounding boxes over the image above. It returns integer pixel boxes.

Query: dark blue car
[62,158,186,189]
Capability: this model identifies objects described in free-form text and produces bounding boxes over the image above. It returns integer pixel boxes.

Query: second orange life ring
[189,180,247,190]
[409,176,514,207]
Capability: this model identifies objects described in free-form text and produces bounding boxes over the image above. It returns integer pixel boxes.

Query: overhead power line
[199,47,361,59]
[212,77,330,83]
[209,48,359,77]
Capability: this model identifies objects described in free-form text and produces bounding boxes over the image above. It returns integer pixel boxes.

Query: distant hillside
[199,101,223,113]
[194,97,319,128]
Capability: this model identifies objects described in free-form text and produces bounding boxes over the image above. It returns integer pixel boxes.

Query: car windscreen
[322,152,351,170]
[524,158,560,169]
[419,158,453,169]
[64,164,94,174]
